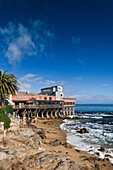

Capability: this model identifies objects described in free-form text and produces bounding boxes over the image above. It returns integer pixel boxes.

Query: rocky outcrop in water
[98,146,105,152]
[77,128,89,134]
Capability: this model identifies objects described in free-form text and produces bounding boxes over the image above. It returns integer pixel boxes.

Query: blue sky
[0,0,113,104]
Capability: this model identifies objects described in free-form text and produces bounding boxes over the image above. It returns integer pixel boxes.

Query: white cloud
[0,20,55,65]
[39,79,65,86]
[18,73,63,92]
[19,74,36,82]
[6,43,22,64]
[18,73,43,92]
[58,81,66,85]
[33,77,43,82]
[18,82,31,92]
[18,73,65,92]
[19,73,42,83]
[40,80,57,85]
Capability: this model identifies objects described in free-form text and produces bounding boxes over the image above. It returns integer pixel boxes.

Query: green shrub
[0,107,5,114]
[5,105,13,115]
[0,113,11,129]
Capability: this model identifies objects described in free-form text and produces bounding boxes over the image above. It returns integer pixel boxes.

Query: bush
[0,108,11,129]
[5,105,13,115]
[0,107,5,114]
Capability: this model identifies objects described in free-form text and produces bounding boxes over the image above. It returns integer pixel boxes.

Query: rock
[77,128,89,134]
[54,160,87,170]
[0,152,7,160]
[98,146,105,152]
[0,122,4,132]
[30,125,46,139]
[36,129,46,139]
[63,143,73,149]
[75,149,81,152]
[49,139,62,146]
[20,129,35,137]
[104,158,110,161]
[23,152,61,169]
[105,154,113,158]
[94,151,105,159]
[10,161,27,170]
[94,163,101,170]
[95,152,100,156]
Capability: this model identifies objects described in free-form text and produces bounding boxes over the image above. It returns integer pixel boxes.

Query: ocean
[60,104,113,163]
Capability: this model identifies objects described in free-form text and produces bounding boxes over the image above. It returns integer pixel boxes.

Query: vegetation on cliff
[0,107,11,129]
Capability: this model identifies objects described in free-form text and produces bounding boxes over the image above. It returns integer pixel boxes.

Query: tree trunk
[1,98,5,106]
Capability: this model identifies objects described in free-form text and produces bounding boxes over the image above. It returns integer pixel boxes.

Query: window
[49,97,52,100]
[44,97,47,100]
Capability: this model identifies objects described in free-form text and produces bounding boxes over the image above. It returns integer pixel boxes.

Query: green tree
[0,71,19,106]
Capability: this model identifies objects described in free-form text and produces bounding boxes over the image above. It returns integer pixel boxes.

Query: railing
[64,104,75,107]
[13,104,64,109]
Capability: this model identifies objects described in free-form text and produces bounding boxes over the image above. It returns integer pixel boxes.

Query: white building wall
[55,91,64,100]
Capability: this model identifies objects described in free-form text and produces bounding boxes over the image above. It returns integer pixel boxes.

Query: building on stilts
[10,86,76,120]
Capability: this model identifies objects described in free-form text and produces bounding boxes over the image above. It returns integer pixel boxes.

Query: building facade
[11,86,76,118]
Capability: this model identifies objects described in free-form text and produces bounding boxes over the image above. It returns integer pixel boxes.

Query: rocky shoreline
[0,118,113,170]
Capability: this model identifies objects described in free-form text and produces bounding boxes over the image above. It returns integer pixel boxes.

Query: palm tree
[0,71,19,106]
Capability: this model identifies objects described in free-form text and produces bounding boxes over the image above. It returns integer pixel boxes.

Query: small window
[49,97,52,100]
[44,97,47,100]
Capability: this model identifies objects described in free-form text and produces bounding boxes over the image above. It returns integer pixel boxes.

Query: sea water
[60,104,113,163]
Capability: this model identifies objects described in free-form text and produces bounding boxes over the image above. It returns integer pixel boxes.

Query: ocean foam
[60,118,113,163]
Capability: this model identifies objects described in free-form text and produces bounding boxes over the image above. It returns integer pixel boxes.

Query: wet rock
[75,149,81,152]
[103,157,110,161]
[105,154,113,158]
[88,149,93,152]
[77,128,89,134]
[95,152,100,156]
[98,146,105,152]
